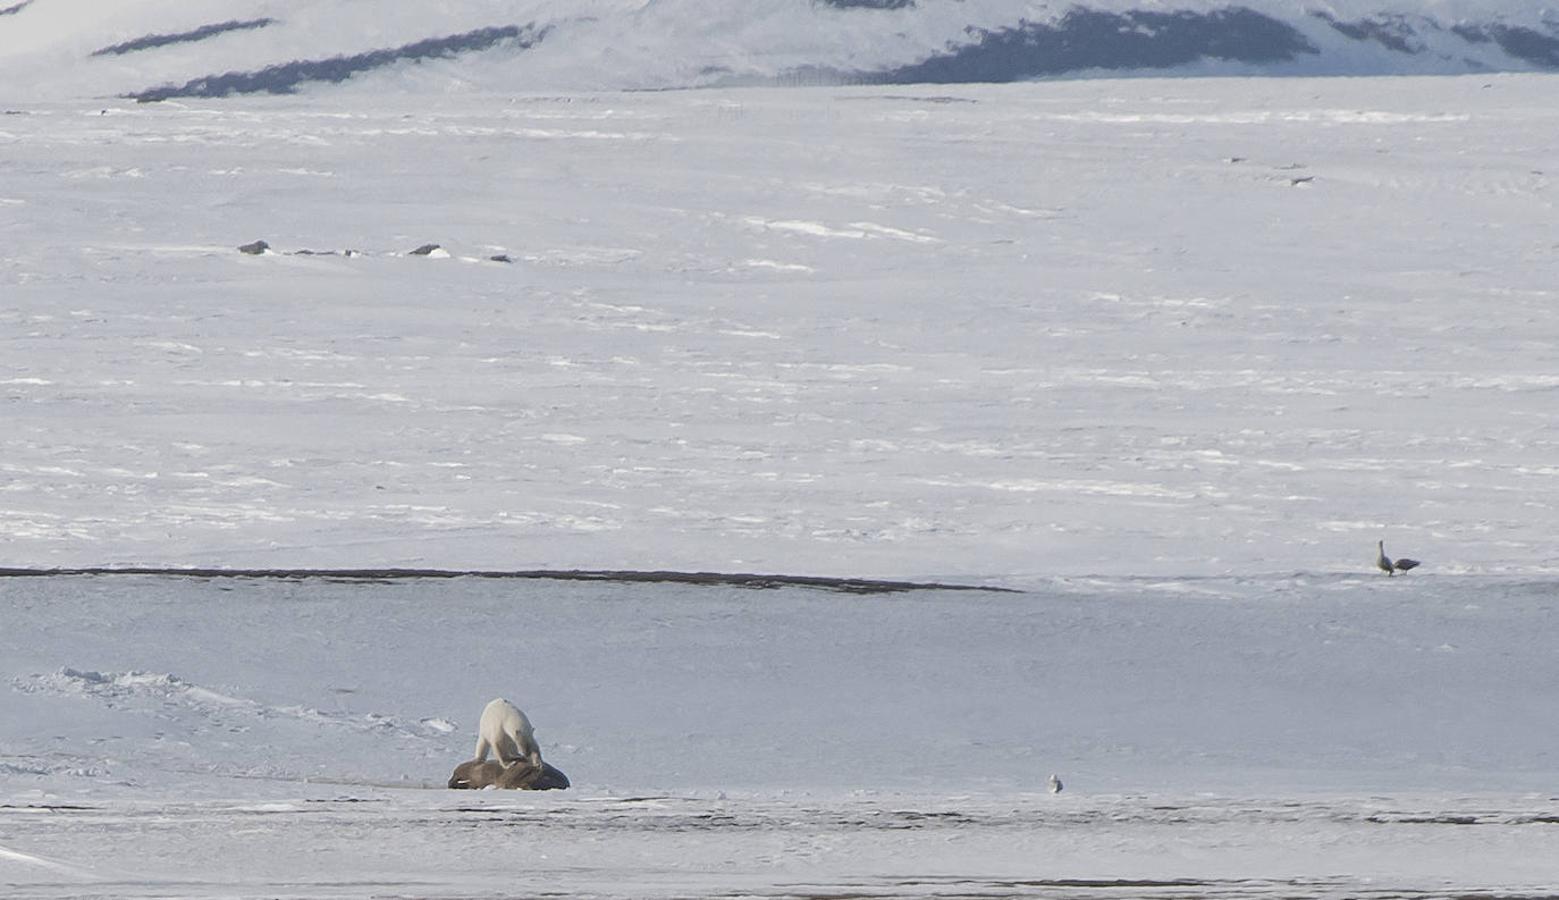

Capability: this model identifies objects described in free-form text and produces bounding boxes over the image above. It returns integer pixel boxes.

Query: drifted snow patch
[18,667,197,700]
[0,759,109,778]
[12,668,456,739]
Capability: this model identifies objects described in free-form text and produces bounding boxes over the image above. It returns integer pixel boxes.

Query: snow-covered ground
[2,573,1556,897]
[4,76,1559,578]
[3,73,1558,897]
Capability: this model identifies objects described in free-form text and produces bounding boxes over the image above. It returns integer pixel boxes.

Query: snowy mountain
[3,1,1559,100]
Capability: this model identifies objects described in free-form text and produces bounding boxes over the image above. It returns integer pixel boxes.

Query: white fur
[474,697,542,768]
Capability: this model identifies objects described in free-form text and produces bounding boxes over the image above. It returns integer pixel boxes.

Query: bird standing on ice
[1047,773,1063,794]
[1376,540,1421,576]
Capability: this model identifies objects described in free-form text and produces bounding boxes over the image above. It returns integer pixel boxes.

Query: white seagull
[1047,773,1063,794]
[1376,540,1420,576]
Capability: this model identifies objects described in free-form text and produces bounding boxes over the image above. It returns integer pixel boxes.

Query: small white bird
[1377,540,1421,576]
[1047,773,1063,794]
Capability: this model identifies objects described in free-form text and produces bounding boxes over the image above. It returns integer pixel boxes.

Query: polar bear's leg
[493,729,540,768]
[473,734,492,762]
[492,731,518,765]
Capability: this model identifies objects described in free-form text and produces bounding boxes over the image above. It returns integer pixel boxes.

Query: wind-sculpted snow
[0,0,32,17]
[128,24,547,101]
[14,668,459,741]
[845,7,1317,85]
[91,18,275,58]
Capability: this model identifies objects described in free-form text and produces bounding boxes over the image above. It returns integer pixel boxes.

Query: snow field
[2,72,1558,899]
[4,76,1559,578]
[1,573,1556,897]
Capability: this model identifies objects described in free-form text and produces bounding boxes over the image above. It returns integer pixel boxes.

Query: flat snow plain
[2,75,1558,897]
[3,573,1557,898]
[4,75,1559,577]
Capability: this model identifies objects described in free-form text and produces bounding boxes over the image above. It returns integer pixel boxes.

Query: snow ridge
[13,668,458,740]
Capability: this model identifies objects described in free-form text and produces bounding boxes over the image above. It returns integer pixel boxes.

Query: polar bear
[473,697,543,770]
